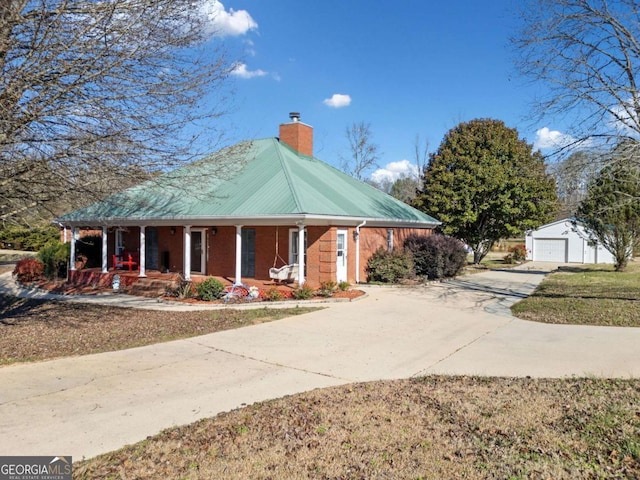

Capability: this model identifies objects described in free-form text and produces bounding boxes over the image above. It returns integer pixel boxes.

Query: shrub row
[13,240,71,282]
[366,234,468,283]
[13,258,45,283]
[0,225,60,251]
[166,279,353,302]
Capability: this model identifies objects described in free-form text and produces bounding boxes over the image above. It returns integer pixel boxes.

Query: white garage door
[533,239,567,262]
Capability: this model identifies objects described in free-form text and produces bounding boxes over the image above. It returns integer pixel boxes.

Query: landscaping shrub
[195,277,225,301]
[503,244,528,265]
[261,287,284,301]
[165,276,195,299]
[366,247,414,283]
[510,243,527,262]
[404,234,467,280]
[317,280,337,297]
[12,258,45,283]
[338,281,351,291]
[38,241,69,279]
[291,284,315,300]
[0,225,59,251]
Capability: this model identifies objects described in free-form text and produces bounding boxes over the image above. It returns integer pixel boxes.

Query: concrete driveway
[1,262,639,460]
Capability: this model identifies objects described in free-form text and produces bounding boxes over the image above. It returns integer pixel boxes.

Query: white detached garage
[525,218,615,264]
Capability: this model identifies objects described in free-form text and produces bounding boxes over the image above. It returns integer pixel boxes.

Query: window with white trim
[289,228,307,265]
[115,229,125,255]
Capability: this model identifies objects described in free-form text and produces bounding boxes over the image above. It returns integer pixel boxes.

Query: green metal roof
[59,138,440,227]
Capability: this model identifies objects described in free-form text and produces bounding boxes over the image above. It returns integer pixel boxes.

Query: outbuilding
[525,218,615,264]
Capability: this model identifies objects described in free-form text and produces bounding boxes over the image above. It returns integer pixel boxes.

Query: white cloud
[533,127,577,151]
[323,93,351,108]
[231,62,267,79]
[244,39,256,56]
[370,159,418,184]
[609,102,640,137]
[200,1,258,37]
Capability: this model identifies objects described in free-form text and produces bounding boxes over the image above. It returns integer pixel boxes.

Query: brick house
[57,113,440,286]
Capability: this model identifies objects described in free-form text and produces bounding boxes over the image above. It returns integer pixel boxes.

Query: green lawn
[512,262,640,327]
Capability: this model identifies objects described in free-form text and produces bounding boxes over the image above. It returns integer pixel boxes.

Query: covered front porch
[66,223,311,285]
[63,220,377,288]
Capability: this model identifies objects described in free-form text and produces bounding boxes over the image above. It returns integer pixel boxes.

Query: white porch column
[139,226,146,277]
[297,223,305,285]
[235,225,242,284]
[69,227,78,271]
[101,227,108,274]
[184,226,192,281]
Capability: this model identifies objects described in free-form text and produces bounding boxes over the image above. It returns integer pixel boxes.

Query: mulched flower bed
[12,275,366,303]
[164,287,365,305]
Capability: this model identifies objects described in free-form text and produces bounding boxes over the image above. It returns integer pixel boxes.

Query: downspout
[354,220,367,284]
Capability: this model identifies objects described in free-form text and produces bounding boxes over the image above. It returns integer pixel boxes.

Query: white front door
[336,229,348,282]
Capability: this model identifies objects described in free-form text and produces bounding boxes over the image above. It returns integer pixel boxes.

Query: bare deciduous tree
[413,133,429,190]
[515,0,640,150]
[549,150,605,217]
[390,176,419,204]
[1,0,235,224]
[340,121,380,180]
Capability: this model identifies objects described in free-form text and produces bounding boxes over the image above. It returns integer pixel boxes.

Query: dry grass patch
[75,376,640,479]
[0,294,320,364]
[512,262,640,327]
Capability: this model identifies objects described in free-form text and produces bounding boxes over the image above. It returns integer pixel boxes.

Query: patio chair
[112,252,138,271]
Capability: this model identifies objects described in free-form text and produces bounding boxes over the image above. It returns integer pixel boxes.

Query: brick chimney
[279,112,313,156]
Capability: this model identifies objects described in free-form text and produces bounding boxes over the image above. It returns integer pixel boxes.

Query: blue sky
[203,1,567,183]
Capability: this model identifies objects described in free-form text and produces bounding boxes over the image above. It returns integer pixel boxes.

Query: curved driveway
[0,263,638,460]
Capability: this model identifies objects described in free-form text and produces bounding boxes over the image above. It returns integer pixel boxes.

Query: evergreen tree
[577,145,640,271]
[414,118,558,263]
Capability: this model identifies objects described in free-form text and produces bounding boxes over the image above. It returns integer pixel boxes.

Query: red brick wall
[305,226,331,287]
[158,226,183,272]
[207,226,287,281]
[358,227,433,282]
[60,228,102,243]
[207,225,328,286]
[279,122,313,156]
[101,224,433,283]
[207,226,236,278]
[119,227,141,256]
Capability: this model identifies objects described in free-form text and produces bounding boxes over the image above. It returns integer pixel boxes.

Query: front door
[336,229,348,282]
[191,230,205,274]
[241,228,256,277]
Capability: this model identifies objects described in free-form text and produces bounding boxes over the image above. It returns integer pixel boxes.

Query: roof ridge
[274,138,305,213]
